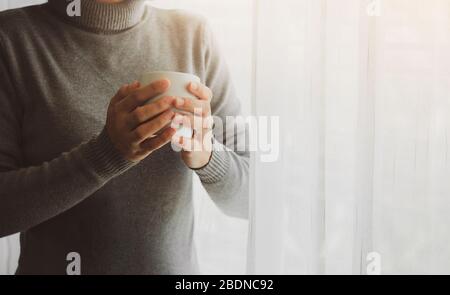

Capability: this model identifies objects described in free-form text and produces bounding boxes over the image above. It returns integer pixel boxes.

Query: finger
[181,136,195,152]
[188,82,213,102]
[118,79,170,112]
[196,129,214,152]
[140,127,177,151]
[173,97,211,117]
[185,136,209,152]
[111,84,130,105]
[128,81,141,92]
[172,134,195,152]
[111,81,141,105]
[131,110,175,144]
[172,113,214,131]
[171,133,184,151]
[127,96,176,130]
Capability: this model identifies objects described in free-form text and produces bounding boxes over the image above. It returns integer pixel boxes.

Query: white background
[249,0,450,274]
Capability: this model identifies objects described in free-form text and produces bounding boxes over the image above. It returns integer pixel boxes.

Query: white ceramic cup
[140,71,201,104]
[139,71,201,138]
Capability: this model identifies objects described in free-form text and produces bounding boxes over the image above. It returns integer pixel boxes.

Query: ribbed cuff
[194,141,230,184]
[80,129,136,181]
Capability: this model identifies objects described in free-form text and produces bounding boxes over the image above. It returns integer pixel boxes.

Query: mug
[140,71,201,104]
[139,71,202,138]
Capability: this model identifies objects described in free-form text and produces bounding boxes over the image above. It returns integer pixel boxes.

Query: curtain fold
[250,0,450,275]
[249,0,329,275]
[370,0,450,274]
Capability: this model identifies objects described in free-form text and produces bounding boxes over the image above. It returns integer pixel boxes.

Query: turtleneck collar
[46,0,148,34]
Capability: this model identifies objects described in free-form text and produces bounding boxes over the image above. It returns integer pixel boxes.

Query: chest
[13,32,197,164]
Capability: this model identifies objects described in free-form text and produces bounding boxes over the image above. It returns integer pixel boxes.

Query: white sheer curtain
[249,0,450,275]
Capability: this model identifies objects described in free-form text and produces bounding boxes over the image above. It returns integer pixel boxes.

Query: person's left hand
[171,82,214,169]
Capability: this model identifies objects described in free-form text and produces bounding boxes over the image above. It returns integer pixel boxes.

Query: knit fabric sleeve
[193,20,250,219]
[0,38,136,238]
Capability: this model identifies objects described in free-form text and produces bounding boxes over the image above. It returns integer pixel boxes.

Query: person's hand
[171,82,214,169]
[106,80,177,162]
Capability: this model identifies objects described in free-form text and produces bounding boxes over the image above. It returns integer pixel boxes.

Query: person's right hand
[106,79,177,162]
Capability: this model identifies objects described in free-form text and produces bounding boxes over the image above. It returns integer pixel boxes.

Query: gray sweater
[0,0,249,275]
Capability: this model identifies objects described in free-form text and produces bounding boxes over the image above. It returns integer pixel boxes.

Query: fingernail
[164,96,175,104]
[161,79,170,87]
[190,82,198,90]
[176,97,185,106]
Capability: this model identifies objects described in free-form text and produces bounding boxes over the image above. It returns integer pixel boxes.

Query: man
[0,0,249,274]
